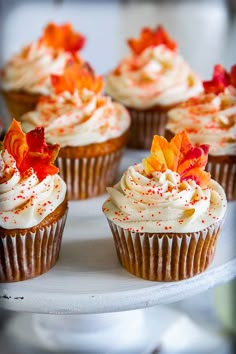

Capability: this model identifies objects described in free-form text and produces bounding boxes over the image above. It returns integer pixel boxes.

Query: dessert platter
[0,150,236,353]
[1,150,236,314]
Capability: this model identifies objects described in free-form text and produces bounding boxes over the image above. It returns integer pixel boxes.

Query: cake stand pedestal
[1,151,235,353]
[2,305,193,353]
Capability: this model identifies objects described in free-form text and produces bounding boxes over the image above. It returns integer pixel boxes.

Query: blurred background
[0,0,236,353]
[0,0,236,127]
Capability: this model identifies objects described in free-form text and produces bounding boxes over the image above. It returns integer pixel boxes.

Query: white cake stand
[1,150,236,354]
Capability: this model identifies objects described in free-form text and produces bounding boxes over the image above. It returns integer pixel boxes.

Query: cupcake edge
[0,199,68,282]
[56,130,130,200]
[107,218,223,281]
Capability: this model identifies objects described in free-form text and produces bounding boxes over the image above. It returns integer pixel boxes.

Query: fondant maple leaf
[40,22,85,53]
[51,61,103,94]
[229,64,236,87]
[3,119,60,181]
[127,25,177,55]
[143,131,210,188]
[203,64,236,94]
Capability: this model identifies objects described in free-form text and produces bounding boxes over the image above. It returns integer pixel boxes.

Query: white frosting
[1,42,72,95]
[166,87,236,156]
[21,90,130,147]
[103,163,227,233]
[0,150,67,229]
[105,45,203,109]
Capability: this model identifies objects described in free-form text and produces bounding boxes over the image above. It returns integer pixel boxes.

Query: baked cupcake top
[1,23,85,95]
[166,64,236,156]
[103,131,227,233]
[105,26,203,109]
[21,61,130,147]
[0,119,66,229]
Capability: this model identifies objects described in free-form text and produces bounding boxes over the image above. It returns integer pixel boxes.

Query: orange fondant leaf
[3,119,60,181]
[51,61,103,94]
[127,25,177,55]
[21,45,31,59]
[143,131,210,187]
[40,22,85,53]
[146,135,175,172]
[3,119,28,167]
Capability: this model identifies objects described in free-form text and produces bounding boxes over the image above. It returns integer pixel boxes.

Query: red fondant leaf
[40,22,85,53]
[26,126,45,152]
[230,64,236,87]
[127,25,177,55]
[203,64,232,94]
[51,60,103,94]
[143,131,210,188]
[181,167,210,188]
[176,144,209,178]
[3,120,60,181]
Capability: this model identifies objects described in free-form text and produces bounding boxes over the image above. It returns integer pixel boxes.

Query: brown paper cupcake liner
[127,108,169,149]
[0,210,67,283]
[57,150,123,200]
[107,219,222,281]
[206,155,236,201]
[1,90,41,120]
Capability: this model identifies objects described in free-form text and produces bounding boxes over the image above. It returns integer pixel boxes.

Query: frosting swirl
[166,87,236,156]
[0,150,67,229]
[21,90,130,147]
[1,42,73,95]
[103,163,226,233]
[106,45,203,109]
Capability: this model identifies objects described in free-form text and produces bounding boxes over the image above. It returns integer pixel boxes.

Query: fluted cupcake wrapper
[57,150,123,200]
[1,90,41,120]
[0,211,67,283]
[127,108,168,149]
[206,155,236,201]
[108,220,222,281]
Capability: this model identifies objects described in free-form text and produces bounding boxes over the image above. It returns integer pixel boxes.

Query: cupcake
[0,22,85,120]
[166,64,236,200]
[21,61,130,200]
[103,131,227,281]
[105,25,203,149]
[0,119,68,282]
